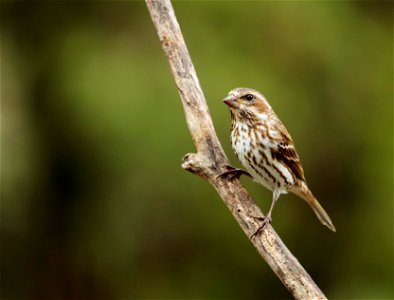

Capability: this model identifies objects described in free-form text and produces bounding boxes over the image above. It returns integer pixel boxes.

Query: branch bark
[145,1,327,299]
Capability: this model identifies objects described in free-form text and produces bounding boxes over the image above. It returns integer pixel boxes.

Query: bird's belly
[232,137,275,191]
[240,153,277,191]
[231,131,293,193]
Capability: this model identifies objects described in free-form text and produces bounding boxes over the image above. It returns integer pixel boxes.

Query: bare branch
[145,1,327,299]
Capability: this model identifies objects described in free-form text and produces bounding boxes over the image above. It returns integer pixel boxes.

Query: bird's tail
[292,184,336,232]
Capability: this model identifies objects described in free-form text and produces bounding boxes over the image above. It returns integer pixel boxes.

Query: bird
[222,87,335,235]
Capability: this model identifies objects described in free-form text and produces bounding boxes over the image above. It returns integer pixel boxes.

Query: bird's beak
[223,95,238,108]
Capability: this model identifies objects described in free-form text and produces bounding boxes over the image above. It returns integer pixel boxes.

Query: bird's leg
[251,190,281,238]
[218,165,251,180]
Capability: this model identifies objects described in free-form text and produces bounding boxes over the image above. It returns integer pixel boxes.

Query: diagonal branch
[145,1,327,299]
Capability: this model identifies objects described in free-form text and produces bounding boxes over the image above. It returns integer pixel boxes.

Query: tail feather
[293,184,336,232]
[308,196,336,232]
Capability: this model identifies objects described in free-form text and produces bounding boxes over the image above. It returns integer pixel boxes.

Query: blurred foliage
[1,1,392,299]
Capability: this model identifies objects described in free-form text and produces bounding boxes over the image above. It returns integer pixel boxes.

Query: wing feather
[270,121,306,182]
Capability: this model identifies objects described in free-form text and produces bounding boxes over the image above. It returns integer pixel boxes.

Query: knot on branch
[182,153,213,179]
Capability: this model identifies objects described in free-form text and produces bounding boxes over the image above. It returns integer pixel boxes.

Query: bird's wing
[270,121,306,182]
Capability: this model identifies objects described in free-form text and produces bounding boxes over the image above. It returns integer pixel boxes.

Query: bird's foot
[218,165,251,180]
[250,215,272,239]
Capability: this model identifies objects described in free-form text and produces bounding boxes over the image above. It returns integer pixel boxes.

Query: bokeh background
[1,1,392,299]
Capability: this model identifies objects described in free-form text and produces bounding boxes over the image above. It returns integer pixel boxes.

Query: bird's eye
[243,94,254,101]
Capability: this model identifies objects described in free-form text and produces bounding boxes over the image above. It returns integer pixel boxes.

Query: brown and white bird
[223,87,335,233]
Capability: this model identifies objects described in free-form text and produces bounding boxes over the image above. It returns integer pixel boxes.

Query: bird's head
[223,88,272,119]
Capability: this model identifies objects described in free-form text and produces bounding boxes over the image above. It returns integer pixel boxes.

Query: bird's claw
[218,165,251,180]
[250,215,272,239]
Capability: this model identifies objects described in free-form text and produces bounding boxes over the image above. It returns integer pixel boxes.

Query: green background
[1,1,392,299]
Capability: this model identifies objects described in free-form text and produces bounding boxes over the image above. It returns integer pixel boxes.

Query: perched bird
[222,87,335,234]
